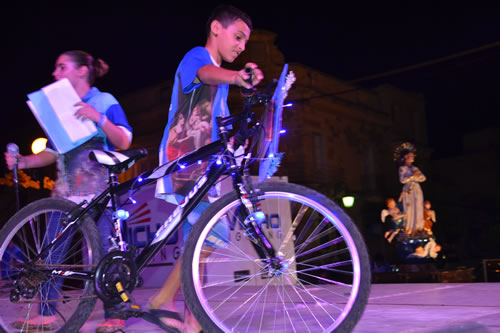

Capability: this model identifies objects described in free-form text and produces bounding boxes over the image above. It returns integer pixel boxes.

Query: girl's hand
[74,102,100,123]
[4,151,18,170]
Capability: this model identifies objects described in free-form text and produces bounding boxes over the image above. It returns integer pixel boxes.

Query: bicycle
[0,64,371,333]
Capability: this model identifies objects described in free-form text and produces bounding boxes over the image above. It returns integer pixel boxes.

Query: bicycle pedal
[115,281,132,303]
[114,281,142,316]
[123,302,143,317]
[106,301,143,319]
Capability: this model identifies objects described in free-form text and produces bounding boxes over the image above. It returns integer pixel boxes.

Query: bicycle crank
[94,250,139,305]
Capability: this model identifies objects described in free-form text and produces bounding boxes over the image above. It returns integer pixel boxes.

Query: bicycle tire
[0,198,103,333]
[182,182,371,333]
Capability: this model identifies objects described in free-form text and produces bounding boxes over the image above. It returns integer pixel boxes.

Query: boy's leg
[183,246,214,333]
[148,200,211,331]
[147,228,185,332]
[149,258,182,310]
[148,260,185,331]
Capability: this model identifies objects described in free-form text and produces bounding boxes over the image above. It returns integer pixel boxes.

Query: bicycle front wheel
[182,182,371,333]
[0,198,103,333]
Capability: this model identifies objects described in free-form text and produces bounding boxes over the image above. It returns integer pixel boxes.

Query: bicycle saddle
[89,148,148,174]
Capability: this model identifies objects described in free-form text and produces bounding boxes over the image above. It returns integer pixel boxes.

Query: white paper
[41,78,97,142]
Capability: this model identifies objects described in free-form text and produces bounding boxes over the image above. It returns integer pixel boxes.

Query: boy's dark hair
[206,5,253,37]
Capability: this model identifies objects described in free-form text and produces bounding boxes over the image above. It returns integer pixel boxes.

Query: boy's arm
[197,62,263,88]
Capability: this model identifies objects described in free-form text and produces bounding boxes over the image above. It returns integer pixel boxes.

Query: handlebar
[216,84,274,148]
[216,64,294,180]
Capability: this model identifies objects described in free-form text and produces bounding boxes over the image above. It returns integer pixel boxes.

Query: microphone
[7,142,19,157]
[7,142,21,211]
[6,143,19,183]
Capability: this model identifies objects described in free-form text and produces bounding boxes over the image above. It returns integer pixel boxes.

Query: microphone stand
[12,158,20,212]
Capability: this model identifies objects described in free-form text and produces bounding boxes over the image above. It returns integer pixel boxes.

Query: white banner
[121,176,291,287]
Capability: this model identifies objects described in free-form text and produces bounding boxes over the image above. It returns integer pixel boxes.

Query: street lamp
[342,195,355,208]
[31,138,47,154]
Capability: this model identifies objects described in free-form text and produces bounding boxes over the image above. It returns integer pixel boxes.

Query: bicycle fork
[232,172,290,280]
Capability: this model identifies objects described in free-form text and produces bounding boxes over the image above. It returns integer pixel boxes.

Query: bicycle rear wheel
[182,182,371,333]
[0,198,103,333]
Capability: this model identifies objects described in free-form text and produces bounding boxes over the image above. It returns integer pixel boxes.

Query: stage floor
[2,283,500,332]
[79,283,500,332]
[354,282,500,333]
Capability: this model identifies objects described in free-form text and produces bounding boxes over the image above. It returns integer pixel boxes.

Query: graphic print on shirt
[166,78,217,197]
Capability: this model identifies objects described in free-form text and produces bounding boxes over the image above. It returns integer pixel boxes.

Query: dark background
[1,2,499,269]
[1,3,499,157]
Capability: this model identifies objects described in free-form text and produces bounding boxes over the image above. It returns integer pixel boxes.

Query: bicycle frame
[26,102,277,286]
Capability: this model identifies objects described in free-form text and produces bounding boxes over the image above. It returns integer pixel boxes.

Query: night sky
[1,2,500,160]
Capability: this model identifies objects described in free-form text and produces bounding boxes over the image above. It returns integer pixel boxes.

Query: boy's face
[215,18,251,63]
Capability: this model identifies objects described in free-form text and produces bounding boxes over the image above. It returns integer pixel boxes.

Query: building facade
[119,30,431,255]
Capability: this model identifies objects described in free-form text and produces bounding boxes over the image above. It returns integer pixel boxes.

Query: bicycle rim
[0,199,100,333]
[184,183,370,333]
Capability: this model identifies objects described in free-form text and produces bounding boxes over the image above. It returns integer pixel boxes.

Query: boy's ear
[210,20,221,37]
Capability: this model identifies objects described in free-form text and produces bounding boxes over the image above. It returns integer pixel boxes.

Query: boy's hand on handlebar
[236,63,264,89]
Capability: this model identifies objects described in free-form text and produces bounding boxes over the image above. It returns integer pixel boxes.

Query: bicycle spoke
[285,275,340,326]
[0,199,102,332]
[230,278,275,330]
[297,261,354,276]
[294,222,338,258]
[277,204,308,255]
[184,183,370,333]
[279,275,315,332]
[294,237,346,261]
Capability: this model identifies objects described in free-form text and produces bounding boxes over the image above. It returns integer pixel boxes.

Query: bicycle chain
[14,295,98,304]
[35,263,97,268]
[9,263,99,304]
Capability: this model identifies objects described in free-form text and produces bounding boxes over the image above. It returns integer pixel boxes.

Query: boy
[150,5,263,332]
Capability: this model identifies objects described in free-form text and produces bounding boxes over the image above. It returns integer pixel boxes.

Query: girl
[5,50,132,333]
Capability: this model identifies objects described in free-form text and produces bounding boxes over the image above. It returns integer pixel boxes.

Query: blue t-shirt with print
[156,47,229,199]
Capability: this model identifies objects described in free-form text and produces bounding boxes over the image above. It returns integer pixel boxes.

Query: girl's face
[424,202,431,209]
[178,113,185,126]
[404,152,415,164]
[387,199,396,209]
[52,54,84,86]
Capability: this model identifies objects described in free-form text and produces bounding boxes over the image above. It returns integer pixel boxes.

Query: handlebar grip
[244,67,253,83]
[241,67,254,97]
